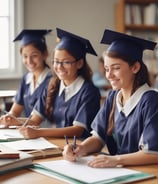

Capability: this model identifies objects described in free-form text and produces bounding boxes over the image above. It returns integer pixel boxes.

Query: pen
[22,114,32,127]
[64,135,76,151]
[64,135,69,145]
[73,135,76,151]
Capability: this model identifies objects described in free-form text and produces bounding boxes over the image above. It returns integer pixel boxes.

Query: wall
[0,0,117,90]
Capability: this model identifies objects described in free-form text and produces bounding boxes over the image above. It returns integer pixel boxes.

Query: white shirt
[26,67,52,95]
[116,83,155,117]
[59,76,85,102]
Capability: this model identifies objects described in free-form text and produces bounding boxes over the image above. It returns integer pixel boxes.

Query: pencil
[22,114,32,127]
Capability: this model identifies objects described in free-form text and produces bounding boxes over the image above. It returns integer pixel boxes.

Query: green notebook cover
[30,157,156,184]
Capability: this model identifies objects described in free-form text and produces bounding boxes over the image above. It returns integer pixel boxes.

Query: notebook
[0,144,33,174]
[0,128,25,141]
[31,156,156,184]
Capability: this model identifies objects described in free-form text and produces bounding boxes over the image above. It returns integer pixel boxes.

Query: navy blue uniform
[91,84,158,155]
[14,70,52,117]
[34,80,100,139]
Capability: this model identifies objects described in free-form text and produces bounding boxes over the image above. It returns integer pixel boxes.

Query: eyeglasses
[52,60,78,68]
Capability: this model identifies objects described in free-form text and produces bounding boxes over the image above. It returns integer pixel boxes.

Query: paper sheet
[37,156,141,183]
[0,137,58,150]
[0,128,24,140]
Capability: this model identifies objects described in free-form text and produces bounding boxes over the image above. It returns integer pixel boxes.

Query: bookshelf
[115,0,158,33]
[115,0,158,79]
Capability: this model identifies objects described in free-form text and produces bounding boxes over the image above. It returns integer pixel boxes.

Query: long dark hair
[45,49,93,120]
[106,51,151,135]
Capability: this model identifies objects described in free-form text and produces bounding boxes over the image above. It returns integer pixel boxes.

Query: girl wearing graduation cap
[63,29,158,167]
[18,28,100,139]
[0,29,53,125]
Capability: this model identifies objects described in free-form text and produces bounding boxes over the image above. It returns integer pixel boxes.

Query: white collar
[116,84,155,116]
[26,67,52,94]
[59,76,85,101]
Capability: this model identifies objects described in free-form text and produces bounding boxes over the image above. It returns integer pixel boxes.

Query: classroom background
[0,0,117,90]
[1,0,158,107]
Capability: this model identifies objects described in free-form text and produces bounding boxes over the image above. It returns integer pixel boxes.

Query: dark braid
[107,95,116,136]
[45,75,60,120]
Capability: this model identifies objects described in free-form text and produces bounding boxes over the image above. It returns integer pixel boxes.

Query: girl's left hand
[88,154,121,168]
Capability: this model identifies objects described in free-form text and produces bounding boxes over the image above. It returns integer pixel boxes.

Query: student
[63,29,158,167]
[18,28,101,139]
[0,29,53,125]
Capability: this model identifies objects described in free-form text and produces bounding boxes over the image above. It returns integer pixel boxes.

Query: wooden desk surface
[0,138,158,184]
[0,90,16,98]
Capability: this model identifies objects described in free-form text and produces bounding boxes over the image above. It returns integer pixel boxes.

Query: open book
[31,156,156,184]
[0,144,33,174]
[1,137,62,159]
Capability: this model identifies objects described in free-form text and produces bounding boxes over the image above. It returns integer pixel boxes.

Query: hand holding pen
[63,135,78,162]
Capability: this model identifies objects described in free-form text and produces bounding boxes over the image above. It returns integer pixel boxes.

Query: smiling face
[104,55,140,92]
[21,44,47,75]
[53,49,83,86]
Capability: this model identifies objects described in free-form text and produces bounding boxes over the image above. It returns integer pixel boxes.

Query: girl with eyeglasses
[18,28,101,139]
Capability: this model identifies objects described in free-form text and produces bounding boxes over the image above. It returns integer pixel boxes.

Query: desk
[0,138,158,184]
[0,90,16,112]
[0,90,16,98]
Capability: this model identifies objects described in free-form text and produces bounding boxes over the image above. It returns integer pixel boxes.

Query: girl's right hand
[19,126,39,139]
[62,144,77,161]
[62,143,86,162]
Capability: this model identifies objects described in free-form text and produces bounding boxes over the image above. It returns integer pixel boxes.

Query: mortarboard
[100,29,157,62]
[13,29,52,45]
[55,28,97,60]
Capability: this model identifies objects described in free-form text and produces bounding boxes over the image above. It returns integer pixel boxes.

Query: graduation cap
[100,29,157,62]
[13,29,52,45]
[55,28,97,60]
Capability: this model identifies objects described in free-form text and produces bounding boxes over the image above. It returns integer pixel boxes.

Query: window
[0,0,24,79]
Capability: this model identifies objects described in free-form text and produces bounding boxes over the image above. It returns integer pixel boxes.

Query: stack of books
[0,137,62,159]
[0,144,33,174]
